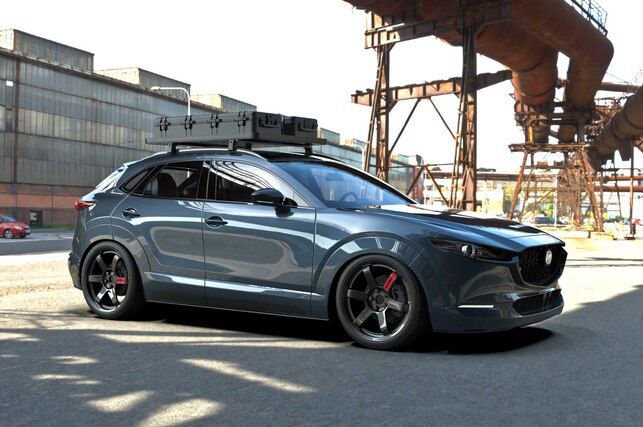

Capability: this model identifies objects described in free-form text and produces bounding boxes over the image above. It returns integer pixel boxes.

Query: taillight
[74,200,95,211]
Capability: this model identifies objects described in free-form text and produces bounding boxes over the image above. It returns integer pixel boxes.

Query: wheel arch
[79,239,146,299]
[310,233,440,319]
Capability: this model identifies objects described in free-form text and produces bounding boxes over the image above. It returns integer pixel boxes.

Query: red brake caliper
[382,272,398,292]
[114,277,128,285]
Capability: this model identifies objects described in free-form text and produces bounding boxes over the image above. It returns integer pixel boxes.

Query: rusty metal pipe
[601,175,643,183]
[601,185,643,193]
[508,0,614,141]
[590,86,643,166]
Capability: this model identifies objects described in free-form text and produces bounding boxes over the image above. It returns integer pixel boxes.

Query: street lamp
[355,142,369,172]
[150,86,191,116]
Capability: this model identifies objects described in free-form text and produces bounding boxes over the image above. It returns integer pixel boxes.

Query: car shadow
[141,303,350,343]
[136,302,554,354]
[410,327,554,354]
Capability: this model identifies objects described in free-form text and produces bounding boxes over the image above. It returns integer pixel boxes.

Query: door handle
[205,215,228,228]
[122,208,140,218]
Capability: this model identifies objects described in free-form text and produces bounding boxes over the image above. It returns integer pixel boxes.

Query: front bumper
[13,228,30,237]
[430,288,564,332]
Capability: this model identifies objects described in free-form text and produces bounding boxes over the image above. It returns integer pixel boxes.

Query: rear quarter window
[95,167,127,192]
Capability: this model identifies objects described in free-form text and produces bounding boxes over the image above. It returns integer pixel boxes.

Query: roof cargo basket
[146,111,326,154]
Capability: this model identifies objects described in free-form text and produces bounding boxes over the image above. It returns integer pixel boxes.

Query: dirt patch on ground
[0,259,72,297]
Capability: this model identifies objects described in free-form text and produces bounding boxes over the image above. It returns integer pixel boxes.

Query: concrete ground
[0,240,641,425]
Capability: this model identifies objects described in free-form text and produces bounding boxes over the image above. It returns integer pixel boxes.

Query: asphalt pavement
[0,242,641,425]
[0,230,73,255]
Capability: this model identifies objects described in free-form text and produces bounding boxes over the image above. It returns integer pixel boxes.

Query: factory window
[4,107,12,131]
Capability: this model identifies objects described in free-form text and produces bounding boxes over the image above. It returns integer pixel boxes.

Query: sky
[2,0,641,172]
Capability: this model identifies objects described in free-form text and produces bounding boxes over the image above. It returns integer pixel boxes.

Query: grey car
[68,148,565,350]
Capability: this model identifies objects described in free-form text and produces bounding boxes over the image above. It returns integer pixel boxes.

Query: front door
[202,160,315,316]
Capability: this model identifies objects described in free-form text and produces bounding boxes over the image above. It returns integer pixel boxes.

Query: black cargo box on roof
[145,111,326,153]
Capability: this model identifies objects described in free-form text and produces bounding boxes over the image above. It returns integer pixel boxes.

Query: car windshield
[1,215,16,222]
[275,161,412,208]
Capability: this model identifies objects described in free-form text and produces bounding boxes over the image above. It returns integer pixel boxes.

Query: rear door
[202,160,316,316]
[114,160,208,305]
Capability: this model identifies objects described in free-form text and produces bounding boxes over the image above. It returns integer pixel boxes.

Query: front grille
[513,290,562,315]
[518,245,566,286]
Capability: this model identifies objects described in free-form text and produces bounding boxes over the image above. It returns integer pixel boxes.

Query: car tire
[81,241,146,320]
[335,255,429,350]
[3,229,13,239]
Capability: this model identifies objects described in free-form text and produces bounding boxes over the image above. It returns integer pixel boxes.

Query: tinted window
[122,166,159,194]
[141,161,206,199]
[207,161,301,205]
[275,161,411,208]
[1,216,16,222]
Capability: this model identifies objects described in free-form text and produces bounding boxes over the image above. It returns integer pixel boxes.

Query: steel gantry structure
[351,1,512,211]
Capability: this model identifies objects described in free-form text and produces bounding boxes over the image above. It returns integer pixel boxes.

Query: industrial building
[0,29,423,226]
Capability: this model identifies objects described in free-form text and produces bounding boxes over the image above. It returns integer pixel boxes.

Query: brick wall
[0,183,92,226]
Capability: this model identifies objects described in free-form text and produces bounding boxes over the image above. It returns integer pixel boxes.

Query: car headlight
[430,239,515,261]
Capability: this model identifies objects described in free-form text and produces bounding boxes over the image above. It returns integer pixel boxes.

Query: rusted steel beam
[352,70,511,106]
[508,143,588,153]
[363,1,511,48]
[557,78,640,93]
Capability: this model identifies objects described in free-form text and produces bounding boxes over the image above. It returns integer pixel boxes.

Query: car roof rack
[145,111,327,155]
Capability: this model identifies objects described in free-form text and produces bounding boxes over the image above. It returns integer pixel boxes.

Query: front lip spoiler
[458,304,495,309]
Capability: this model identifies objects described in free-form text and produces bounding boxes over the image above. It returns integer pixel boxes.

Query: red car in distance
[0,214,31,239]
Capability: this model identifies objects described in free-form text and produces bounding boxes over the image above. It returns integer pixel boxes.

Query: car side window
[140,161,206,200]
[206,161,303,206]
[122,166,158,194]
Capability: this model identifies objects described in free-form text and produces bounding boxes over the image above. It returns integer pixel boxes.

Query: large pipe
[345,0,613,145]
[589,86,643,167]
[509,0,614,141]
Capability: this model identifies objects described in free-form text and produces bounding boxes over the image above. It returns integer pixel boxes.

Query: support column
[375,46,391,181]
[459,24,477,211]
[629,139,635,238]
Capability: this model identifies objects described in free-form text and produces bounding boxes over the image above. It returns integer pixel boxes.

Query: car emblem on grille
[544,249,553,266]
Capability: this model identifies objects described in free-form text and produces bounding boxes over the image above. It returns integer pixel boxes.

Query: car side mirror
[251,188,284,206]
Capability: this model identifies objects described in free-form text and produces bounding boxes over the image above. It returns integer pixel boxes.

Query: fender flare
[310,233,442,319]
[110,223,152,275]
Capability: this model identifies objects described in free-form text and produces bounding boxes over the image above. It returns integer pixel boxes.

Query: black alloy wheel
[336,255,428,350]
[81,242,145,320]
[86,250,129,310]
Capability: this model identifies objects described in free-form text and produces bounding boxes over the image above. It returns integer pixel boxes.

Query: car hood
[364,204,561,247]
[12,222,29,228]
